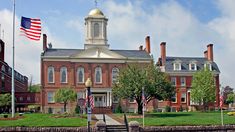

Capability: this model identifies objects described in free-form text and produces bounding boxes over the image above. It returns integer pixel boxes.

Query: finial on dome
[95,0,98,8]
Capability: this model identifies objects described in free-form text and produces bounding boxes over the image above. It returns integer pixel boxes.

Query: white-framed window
[171,93,177,103]
[47,92,55,103]
[189,63,197,71]
[27,96,31,101]
[77,67,84,83]
[171,77,176,86]
[60,67,67,83]
[8,67,12,74]
[181,93,186,103]
[180,77,186,86]
[95,66,102,83]
[204,63,212,71]
[174,63,181,71]
[112,67,119,84]
[19,97,23,101]
[48,66,54,83]
[94,23,99,37]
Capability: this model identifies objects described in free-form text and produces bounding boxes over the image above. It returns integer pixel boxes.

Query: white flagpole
[142,87,145,128]
[11,0,16,118]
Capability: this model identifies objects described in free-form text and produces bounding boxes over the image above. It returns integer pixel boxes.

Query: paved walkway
[94,114,122,125]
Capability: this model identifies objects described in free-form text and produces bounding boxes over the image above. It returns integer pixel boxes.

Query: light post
[85,78,92,132]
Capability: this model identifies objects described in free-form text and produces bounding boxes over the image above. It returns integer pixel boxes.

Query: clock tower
[84,8,109,49]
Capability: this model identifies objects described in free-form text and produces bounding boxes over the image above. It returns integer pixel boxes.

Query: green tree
[226,93,235,104]
[113,63,174,114]
[28,84,41,92]
[191,68,216,111]
[54,87,77,113]
[0,93,11,113]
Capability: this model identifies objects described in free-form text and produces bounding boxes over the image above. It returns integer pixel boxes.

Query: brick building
[40,8,152,113]
[157,42,220,111]
[0,39,40,113]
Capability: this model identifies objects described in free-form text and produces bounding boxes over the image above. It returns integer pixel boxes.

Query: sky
[0,0,234,89]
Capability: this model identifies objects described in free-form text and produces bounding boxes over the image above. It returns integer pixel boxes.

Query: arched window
[48,66,54,83]
[94,23,99,37]
[95,67,102,83]
[77,67,84,83]
[60,67,67,83]
[112,67,119,84]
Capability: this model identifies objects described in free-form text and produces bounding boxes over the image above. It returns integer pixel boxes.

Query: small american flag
[85,90,94,109]
[20,16,41,41]
[220,95,223,108]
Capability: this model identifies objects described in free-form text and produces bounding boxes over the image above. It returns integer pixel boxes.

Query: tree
[191,68,216,111]
[226,93,235,104]
[28,84,41,92]
[0,93,11,113]
[54,87,77,113]
[113,63,174,114]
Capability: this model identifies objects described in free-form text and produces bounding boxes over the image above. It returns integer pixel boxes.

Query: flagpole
[11,0,16,118]
[142,87,145,128]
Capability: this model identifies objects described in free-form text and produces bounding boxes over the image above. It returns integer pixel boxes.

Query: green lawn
[0,113,87,127]
[116,112,235,126]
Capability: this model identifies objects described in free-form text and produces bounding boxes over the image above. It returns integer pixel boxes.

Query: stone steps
[106,125,128,132]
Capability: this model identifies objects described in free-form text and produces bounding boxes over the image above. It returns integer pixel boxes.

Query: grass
[114,111,235,126]
[0,113,87,127]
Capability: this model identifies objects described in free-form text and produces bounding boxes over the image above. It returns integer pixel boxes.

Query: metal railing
[124,113,129,132]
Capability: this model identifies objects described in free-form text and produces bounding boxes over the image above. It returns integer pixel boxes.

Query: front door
[95,96,103,107]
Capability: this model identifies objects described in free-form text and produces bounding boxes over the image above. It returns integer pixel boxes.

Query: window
[171,77,176,86]
[190,63,197,70]
[180,77,186,86]
[181,93,186,103]
[60,67,67,83]
[1,65,5,72]
[174,63,181,70]
[112,67,119,84]
[94,23,99,37]
[129,97,135,103]
[27,96,31,101]
[48,66,54,83]
[19,97,23,101]
[95,67,102,83]
[77,67,84,83]
[204,63,212,71]
[171,93,177,103]
[47,92,54,103]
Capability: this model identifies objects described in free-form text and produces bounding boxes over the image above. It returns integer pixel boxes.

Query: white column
[107,92,109,106]
[110,91,112,106]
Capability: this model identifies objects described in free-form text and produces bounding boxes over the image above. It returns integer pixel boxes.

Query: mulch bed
[0,116,24,120]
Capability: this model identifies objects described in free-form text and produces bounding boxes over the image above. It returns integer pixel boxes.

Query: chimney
[204,50,208,59]
[43,34,47,51]
[160,42,166,66]
[139,45,143,51]
[207,44,213,61]
[145,36,151,53]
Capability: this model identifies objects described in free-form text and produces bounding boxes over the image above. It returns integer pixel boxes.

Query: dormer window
[204,62,212,71]
[174,62,181,71]
[189,62,197,71]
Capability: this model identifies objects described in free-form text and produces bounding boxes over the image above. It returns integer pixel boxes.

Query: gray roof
[42,48,151,59]
[164,56,220,73]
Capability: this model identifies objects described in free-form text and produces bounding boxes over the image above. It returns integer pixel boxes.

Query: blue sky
[0,0,235,89]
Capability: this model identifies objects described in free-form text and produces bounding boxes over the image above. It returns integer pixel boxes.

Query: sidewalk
[94,114,122,125]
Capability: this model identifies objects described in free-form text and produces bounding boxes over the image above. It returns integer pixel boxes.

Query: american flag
[220,95,223,108]
[20,16,41,41]
[85,90,94,109]
[142,87,146,107]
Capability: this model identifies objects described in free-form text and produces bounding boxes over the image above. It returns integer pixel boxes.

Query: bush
[3,114,8,118]
[115,104,123,113]
[165,105,171,112]
[48,107,53,114]
[75,105,80,114]
[179,105,183,112]
[227,112,235,116]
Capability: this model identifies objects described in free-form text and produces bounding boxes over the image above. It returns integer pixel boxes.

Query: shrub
[48,107,53,114]
[115,104,123,113]
[227,112,235,116]
[3,114,8,118]
[165,105,171,112]
[179,105,183,112]
[75,105,80,114]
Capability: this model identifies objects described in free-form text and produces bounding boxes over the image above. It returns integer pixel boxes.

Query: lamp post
[85,78,92,132]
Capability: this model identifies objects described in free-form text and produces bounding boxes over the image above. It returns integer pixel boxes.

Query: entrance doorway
[94,95,106,107]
